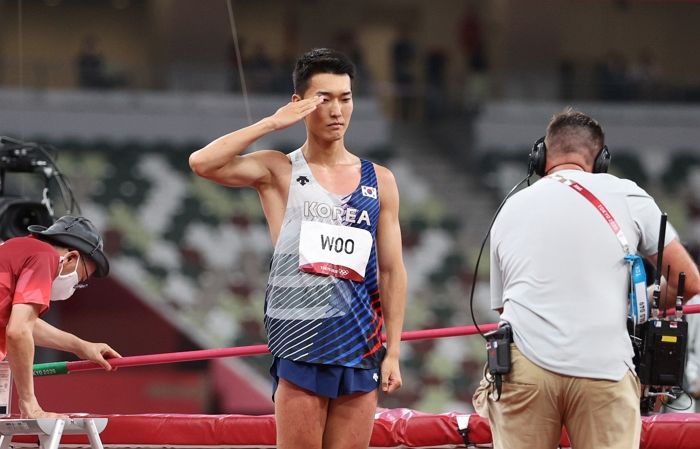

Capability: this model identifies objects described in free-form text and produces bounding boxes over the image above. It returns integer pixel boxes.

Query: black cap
[28,215,110,277]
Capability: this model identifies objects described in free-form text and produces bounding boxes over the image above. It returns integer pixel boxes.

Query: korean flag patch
[361,185,377,199]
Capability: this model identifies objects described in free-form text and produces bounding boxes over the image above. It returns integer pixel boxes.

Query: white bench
[0,418,108,449]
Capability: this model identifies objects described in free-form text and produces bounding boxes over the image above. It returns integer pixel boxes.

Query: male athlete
[190,48,407,449]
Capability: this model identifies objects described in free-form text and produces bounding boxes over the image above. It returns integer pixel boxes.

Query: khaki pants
[473,345,641,449]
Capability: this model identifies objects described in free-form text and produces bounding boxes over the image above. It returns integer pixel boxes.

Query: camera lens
[0,200,52,240]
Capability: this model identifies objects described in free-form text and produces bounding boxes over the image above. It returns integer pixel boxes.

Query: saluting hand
[267,96,323,131]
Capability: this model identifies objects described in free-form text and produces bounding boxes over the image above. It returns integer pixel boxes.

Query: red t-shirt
[0,236,59,358]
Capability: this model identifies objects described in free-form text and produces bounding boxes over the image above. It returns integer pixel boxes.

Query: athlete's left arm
[375,165,407,394]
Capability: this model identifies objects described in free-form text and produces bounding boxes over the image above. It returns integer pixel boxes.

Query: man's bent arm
[189,119,278,187]
[376,166,407,393]
[189,96,323,187]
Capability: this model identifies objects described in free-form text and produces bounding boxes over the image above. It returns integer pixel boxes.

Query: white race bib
[299,221,373,282]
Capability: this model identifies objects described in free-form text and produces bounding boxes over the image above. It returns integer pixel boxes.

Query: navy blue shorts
[270,357,380,399]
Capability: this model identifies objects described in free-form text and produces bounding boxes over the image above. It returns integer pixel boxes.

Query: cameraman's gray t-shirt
[490,170,676,381]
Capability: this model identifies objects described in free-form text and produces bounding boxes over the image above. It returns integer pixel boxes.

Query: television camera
[0,136,79,240]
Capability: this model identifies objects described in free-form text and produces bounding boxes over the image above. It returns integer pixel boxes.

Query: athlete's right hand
[267,96,323,131]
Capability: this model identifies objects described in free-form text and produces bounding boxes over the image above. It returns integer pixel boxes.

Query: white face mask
[51,255,80,301]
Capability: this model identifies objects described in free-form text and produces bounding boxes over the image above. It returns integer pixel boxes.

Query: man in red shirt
[1,215,121,418]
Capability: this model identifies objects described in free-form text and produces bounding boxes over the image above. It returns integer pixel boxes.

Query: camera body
[0,144,49,173]
[635,319,688,386]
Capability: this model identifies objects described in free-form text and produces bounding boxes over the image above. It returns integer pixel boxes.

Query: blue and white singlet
[264,149,384,369]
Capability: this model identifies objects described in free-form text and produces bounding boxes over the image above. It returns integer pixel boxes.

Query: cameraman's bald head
[545,108,605,167]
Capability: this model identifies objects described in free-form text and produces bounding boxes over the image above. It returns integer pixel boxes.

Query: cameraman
[473,108,700,448]
[1,215,121,418]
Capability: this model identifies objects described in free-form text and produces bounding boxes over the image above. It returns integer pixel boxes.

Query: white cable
[17,0,25,139]
[226,0,253,127]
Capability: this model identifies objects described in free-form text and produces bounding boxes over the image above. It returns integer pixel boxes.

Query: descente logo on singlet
[304,201,371,226]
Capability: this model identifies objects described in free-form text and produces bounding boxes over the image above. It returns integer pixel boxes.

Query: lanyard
[548,173,630,255]
[548,172,648,324]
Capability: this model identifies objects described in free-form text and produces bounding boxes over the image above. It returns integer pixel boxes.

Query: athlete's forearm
[189,118,276,176]
[381,267,407,357]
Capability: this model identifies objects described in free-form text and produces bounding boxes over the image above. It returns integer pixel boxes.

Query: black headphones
[527,136,611,177]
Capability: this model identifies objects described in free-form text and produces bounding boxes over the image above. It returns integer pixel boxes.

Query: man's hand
[75,341,121,371]
[267,96,323,131]
[380,354,402,394]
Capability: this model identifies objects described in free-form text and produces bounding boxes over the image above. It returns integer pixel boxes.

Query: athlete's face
[295,73,353,142]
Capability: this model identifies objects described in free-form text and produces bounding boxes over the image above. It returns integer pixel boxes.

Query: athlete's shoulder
[370,163,399,208]
[251,149,294,164]
[249,149,293,178]
[371,162,396,186]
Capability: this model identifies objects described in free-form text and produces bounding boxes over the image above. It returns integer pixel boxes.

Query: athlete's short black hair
[293,48,355,96]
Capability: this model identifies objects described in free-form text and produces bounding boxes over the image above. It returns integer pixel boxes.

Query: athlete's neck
[546,163,586,175]
[302,140,356,166]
